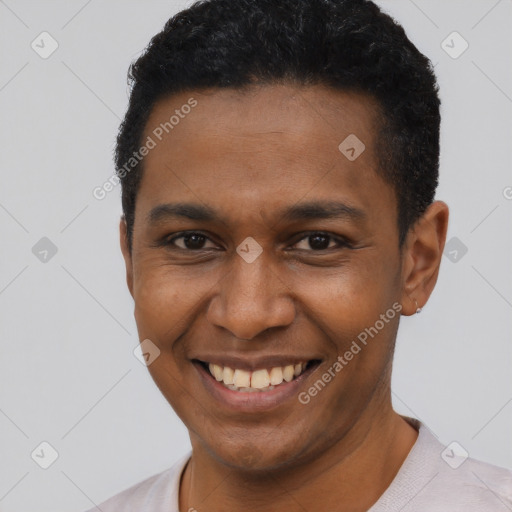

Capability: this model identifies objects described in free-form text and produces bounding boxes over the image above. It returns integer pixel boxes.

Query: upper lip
[192,354,322,372]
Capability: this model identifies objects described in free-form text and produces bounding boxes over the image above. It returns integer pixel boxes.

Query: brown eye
[293,232,341,251]
[169,232,217,250]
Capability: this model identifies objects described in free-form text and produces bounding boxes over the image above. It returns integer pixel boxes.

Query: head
[118,0,448,471]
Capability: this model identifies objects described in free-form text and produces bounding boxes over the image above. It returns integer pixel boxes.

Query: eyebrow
[147,200,366,226]
[148,203,218,225]
[279,200,366,223]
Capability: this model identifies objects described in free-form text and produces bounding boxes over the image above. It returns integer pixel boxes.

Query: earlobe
[400,201,449,316]
[119,216,134,298]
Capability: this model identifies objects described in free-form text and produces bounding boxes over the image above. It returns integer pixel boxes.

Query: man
[89,0,512,510]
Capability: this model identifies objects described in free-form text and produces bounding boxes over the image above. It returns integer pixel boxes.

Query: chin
[203,430,310,473]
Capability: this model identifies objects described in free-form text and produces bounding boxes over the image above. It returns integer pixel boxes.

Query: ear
[400,201,449,316]
[119,216,134,298]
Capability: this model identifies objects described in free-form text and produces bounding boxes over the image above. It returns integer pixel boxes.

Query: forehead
[136,84,395,229]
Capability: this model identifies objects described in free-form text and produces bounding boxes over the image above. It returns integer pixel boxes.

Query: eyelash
[161,231,353,252]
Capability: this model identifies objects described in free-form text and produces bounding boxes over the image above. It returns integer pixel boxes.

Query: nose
[206,252,295,340]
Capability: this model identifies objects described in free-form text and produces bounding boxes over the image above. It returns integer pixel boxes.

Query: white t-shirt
[87,419,512,511]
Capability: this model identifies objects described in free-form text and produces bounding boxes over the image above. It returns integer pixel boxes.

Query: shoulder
[83,454,190,512]
[430,453,512,509]
[422,425,512,508]
[372,420,512,512]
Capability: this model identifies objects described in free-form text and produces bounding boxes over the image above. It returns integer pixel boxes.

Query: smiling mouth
[196,360,321,392]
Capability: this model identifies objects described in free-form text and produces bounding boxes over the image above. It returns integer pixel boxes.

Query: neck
[179,408,418,512]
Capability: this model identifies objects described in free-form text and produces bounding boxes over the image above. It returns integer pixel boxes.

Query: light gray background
[0,1,511,511]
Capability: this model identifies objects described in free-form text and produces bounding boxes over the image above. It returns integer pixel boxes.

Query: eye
[167,232,218,250]
[292,232,350,251]
[160,231,350,252]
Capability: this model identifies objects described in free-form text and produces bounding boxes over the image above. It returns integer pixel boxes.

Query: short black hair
[116,0,440,250]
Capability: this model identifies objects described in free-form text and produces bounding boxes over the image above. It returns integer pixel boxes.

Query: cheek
[290,259,400,394]
[131,259,222,343]
[131,263,191,341]
[293,259,397,336]
[131,266,209,417]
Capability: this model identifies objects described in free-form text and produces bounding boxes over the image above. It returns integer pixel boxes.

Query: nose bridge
[207,250,295,340]
[231,252,270,306]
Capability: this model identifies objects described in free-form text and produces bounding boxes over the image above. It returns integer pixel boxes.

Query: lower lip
[194,362,318,412]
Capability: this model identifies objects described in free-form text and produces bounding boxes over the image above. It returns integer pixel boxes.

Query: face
[122,84,409,470]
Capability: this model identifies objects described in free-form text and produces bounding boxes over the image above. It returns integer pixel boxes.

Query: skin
[120,84,449,511]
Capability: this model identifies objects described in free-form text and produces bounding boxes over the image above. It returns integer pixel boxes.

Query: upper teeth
[208,362,307,391]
